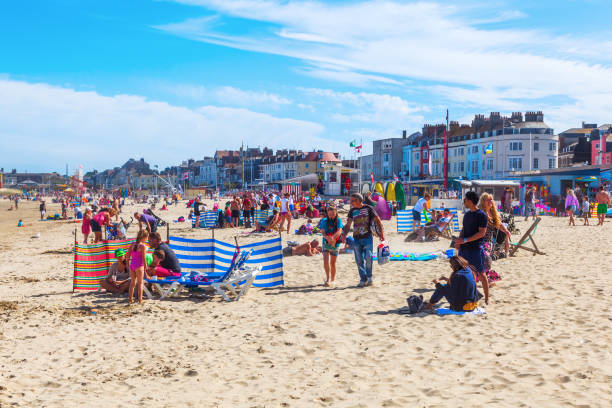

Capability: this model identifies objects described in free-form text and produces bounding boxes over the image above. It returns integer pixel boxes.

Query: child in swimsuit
[81,208,92,244]
[127,229,149,304]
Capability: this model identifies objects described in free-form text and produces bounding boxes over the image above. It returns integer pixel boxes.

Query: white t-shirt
[414,197,427,212]
[280,198,289,213]
[581,200,590,214]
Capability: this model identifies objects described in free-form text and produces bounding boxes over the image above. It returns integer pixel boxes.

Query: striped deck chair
[73,239,134,291]
[433,208,460,233]
[160,249,259,301]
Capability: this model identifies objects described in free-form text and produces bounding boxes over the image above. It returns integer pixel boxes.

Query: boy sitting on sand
[423,256,479,312]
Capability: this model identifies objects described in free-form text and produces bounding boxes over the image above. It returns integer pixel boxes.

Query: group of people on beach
[100,231,182,303]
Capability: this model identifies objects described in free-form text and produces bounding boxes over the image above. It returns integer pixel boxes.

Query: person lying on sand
[100,249,131,294]
[282,240,321,257]
[422,256,479,312]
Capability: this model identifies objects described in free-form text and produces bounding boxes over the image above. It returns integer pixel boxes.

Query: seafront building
[401,111,559,181]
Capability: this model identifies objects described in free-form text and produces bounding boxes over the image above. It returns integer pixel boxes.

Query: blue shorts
[458,248,485,274]
[412,210,421,222]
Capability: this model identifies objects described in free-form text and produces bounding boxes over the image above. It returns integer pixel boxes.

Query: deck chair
[510,217,544,256]
[153,249,261,301]
[427,214,455,240]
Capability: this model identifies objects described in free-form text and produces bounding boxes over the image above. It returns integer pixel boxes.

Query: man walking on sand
[344,193,385,288]
[595,186,610,226]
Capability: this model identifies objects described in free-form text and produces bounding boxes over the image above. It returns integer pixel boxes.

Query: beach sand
[0,198,610,407]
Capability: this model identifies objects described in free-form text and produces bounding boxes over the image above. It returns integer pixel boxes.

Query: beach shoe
[365,279,374,287]
[357,281,367,288]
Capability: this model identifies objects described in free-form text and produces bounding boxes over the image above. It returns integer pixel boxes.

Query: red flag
[356,145,362,153]
[370,172,374,183]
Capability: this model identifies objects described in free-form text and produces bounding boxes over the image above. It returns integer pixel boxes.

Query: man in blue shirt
[455,191,489,304]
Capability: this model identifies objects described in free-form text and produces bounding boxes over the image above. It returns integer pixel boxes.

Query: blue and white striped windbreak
[168,235,284,287]
[396,208,460,233]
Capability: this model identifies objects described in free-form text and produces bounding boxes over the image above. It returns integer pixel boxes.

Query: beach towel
[371,251,440,261]
[436,307,486,316]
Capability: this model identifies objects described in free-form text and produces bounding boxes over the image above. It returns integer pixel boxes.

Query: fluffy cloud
[0,78,328,172]
[166,84,292,108]
[301,88,424,129]
[159,0,612,131]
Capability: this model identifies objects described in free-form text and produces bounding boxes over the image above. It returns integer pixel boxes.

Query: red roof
[302,152,340,162]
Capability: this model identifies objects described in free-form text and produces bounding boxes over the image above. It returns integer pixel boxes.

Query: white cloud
[0,78,330,172]
[159,0,612,130]
[301,88,424,129]
[165,84,291,108]
[214,86,291,107]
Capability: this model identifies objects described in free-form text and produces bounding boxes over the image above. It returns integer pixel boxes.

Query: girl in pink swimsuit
[127,229,149,304]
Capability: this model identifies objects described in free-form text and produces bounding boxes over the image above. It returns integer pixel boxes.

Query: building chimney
[402,130,407,139]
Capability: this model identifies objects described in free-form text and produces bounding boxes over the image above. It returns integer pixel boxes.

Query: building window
[487,159,493,170]
[549,142,556,151]
[423,150,428,159]
[423,163,428,174]
[415,152,420,160]
[458,147,464,156]
[383,153,389,162]
[471,160,478,173]
[472,145,479,153]
[459,162,465,172]
[533,158,539,169]
[453,162,457,172]
[414,165,419,174]
[509,142,523,151]
[534,142,539,151]
[549,158,555,169]
[508,157,522,170]
[305,163,309,168]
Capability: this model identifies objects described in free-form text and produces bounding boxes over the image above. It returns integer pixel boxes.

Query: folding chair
[509,217,544,256]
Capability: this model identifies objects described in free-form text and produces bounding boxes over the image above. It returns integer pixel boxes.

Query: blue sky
[2,0,612,173]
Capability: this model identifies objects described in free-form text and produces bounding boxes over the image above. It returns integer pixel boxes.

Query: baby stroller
[147,208,168,227]
[500,212,520,235]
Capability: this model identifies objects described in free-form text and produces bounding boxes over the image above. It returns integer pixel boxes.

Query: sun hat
[114,248,126,258]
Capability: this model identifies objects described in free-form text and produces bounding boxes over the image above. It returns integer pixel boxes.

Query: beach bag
[406,295,424,314]
[377,242,390,265]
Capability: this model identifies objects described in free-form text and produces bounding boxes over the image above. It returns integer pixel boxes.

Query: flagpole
[358,137,362,193]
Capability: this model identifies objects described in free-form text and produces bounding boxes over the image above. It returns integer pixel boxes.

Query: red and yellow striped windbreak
[73,239,134,291]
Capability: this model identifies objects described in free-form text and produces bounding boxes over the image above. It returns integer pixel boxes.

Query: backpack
[406,295,424,314]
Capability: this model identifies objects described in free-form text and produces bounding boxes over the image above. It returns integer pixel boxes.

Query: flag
[370,172,374,183]
[355,144,362,153]
[393,174,398,182]
[484,143,493,154]
[349,140,356,147]
[182,172,189,180]
[428,151,433,175]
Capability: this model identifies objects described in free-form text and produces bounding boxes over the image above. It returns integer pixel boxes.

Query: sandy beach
[0,198,610,407]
